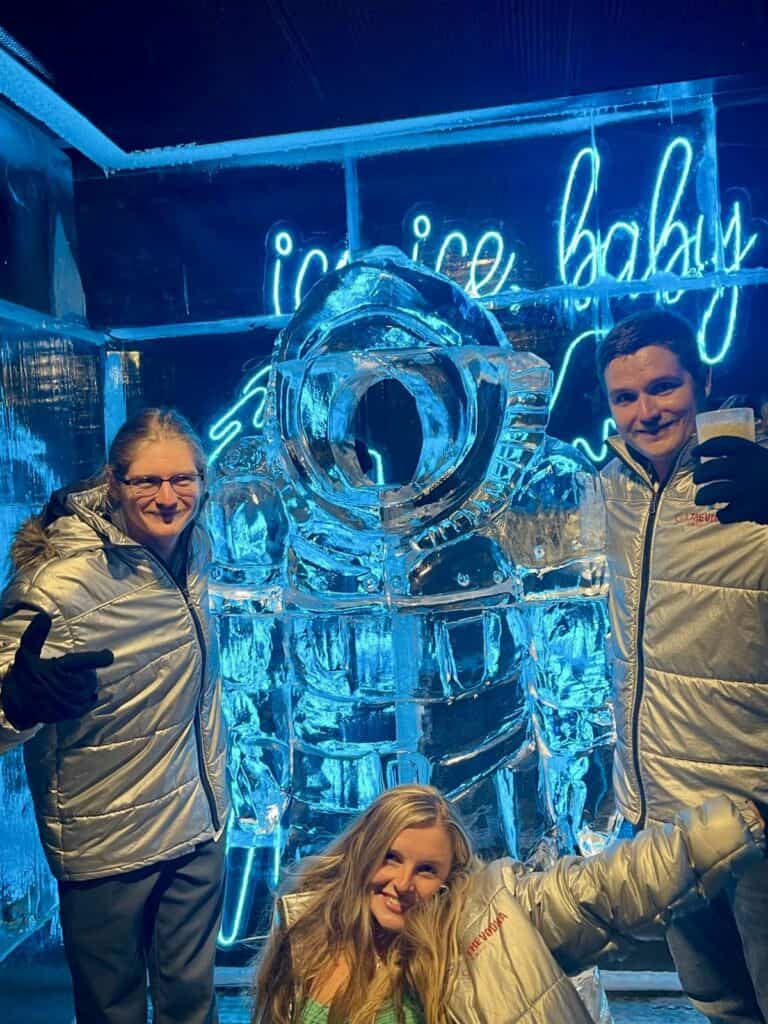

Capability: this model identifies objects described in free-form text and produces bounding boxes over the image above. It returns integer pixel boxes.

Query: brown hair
[107,407,207,478]
[595,311,708,402]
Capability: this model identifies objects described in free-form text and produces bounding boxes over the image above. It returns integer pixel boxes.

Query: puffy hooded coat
[0,480,230,881]
[601,434,768,826]
[278,797,765,1024]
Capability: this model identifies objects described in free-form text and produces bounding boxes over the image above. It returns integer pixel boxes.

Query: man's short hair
[596,311,707,396]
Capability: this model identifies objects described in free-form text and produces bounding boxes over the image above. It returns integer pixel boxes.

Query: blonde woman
[253,784,766,1024]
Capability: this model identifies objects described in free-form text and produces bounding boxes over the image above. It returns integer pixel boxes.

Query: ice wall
[0,102,106,960]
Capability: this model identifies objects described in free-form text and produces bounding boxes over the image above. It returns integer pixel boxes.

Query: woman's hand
[0,613,113,731]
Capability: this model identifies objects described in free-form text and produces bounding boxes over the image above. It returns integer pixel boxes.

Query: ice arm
[507,795,765,972]
[504,438,609,604]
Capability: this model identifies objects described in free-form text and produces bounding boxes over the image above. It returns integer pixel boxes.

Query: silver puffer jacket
[0,481,230,881]
[279,797,765,1024]
[601,434,768,826]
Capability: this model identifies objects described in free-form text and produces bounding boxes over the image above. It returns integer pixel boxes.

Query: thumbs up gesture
[0,613,114,731]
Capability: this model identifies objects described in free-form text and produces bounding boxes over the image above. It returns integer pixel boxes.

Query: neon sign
[558,136,757,364]
[210,134,761,465]
[266,136,758,331]
[267,218,519,314]
[218,829,282,948]
[217,846,256,947]
[208,365,270,465]
[269,229,350,316]
[410,215,519,298]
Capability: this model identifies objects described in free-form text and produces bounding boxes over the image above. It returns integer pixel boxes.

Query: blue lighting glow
[421,222,519,298]
[367,446,385,484]
[207,248,619,951]
[265,136,759,350]
[217,828,282,947]
[466,231,517,297]
[697,201,759,365]
[411,213,432,261]
[270,219,524,316]
[558,145,601,311]
[550,329,599,410]
[1,55,747,179]
[601,220,641,290]
[219,133,759,468]
[647,135,693,303]
[555,134,759,335]
[294,248,329,312]
[217,847,255,947]
[269,230,350,316]
[208,365,270,465]
[572,417,618,463]
[3,47,767,959]
[434,230,468,279]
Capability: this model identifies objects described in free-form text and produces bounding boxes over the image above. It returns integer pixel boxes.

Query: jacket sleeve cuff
[674,795,766,901]
[0,686,41,748]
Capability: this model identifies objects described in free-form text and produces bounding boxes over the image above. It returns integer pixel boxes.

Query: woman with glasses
[0,408,229,1024]
[253,784,766,1024]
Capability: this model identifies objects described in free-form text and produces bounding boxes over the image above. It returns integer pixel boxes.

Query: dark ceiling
[2,0,767,152]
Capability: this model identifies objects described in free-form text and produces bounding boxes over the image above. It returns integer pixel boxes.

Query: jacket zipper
[618,440,696,823]
[183,587,222,832]
[611,438,694,827]
[630,482,660,827]
[143,547,221,832]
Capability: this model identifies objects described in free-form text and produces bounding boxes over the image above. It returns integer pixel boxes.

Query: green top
[300,992,423,1023]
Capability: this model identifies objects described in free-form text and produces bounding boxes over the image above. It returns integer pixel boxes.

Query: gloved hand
[692,436,768,525]
[753,800,768,847]
[0,613,114,731]
[728,796,768,854]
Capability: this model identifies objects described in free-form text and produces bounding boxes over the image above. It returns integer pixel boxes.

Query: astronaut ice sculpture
[207,248,618,949]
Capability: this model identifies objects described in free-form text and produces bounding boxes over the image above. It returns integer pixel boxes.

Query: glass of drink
[695,407,756,447]
[694,408,755,509]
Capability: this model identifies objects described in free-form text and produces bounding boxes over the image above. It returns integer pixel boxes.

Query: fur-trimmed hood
[10,475,124,576]
[10,515,60,574]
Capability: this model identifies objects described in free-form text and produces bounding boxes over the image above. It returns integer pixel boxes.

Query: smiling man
[597,310,768,1024]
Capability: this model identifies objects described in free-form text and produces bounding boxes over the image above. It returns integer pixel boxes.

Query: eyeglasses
[115,472,203,497]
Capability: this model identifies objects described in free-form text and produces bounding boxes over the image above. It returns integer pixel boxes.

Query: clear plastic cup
[695,409,756,510]
[695,407,756,446]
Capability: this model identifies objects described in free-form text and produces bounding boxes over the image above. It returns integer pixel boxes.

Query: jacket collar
[277,891,318,929]
[606,432,697,486]
[64,482,132,546]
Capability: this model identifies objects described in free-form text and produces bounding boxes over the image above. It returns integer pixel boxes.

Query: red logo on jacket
[465,911,508,959]
[674,509,719,526]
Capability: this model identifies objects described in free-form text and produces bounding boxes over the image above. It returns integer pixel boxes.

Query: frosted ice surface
[0,403,61,960]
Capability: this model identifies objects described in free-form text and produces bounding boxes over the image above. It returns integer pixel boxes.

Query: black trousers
[58,837,225,1024]
[665,857,768,1024]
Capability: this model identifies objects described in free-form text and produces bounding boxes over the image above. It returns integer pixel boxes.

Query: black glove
[753,799,768,835]
[0,613,114,731]
[692,436,768,525]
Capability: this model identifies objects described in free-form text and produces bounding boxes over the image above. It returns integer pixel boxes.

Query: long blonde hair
[252,785,479,1024]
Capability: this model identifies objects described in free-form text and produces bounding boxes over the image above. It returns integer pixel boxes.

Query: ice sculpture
[208,248,617,951]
